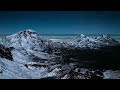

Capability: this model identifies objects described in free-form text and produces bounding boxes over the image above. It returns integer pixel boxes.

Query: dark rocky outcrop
[0,44,13,61]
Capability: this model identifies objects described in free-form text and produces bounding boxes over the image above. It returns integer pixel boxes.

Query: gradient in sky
[0,11,120,34]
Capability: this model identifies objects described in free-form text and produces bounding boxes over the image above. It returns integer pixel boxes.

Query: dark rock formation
[0,44,13,60]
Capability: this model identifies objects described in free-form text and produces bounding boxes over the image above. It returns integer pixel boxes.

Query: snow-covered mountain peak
[102,34,109,38]
[67,34,120,49]
[5,29,47,51]
[96,34,119,46]
[76,34,86,39]
[18,29,37,35]
[17,29,40,39]
[72,34,94,43]
[96,34,111,40]
[24,29,36,32]
[80,34,86,38]
[19,29,36,33]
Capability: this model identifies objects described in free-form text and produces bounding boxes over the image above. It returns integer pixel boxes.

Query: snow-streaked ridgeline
[0,29,120,79]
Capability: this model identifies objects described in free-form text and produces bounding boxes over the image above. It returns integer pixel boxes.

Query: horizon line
[0,33,120,36]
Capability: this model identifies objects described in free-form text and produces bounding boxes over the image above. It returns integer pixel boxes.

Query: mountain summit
[18,29,38,38]
[67,34,120,49]
[5,29,47,51]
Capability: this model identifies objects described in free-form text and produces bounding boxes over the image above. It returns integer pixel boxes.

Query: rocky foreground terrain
[0,29,120,79]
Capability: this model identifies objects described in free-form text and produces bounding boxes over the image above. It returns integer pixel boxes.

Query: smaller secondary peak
[80,34,85,37]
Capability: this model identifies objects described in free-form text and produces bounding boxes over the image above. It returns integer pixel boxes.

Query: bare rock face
[0,44,13,61]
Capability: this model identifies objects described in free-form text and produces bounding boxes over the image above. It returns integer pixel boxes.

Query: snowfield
[0,57,48,79]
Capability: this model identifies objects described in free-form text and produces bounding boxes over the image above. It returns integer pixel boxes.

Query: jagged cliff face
[0,29,120,79]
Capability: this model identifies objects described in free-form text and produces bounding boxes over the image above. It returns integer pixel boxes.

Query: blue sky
[0,11,120,34]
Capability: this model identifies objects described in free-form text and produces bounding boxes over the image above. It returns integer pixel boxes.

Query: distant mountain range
[1,33,120,36]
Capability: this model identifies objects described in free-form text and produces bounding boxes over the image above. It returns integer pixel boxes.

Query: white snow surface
[0,57,49,79]
[103,70,120,79]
